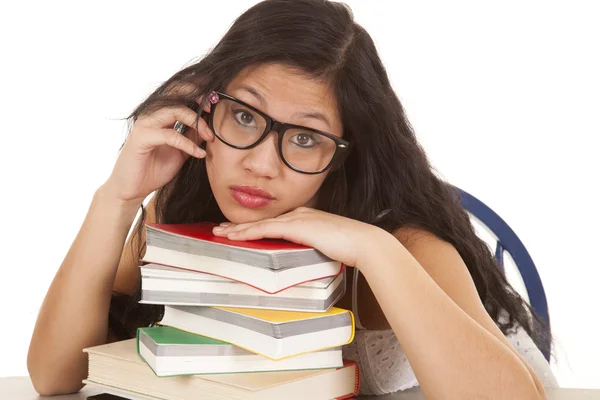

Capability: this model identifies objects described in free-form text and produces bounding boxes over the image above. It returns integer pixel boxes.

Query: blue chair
[455,187,551,361]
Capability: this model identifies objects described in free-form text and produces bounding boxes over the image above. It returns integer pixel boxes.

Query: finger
[213,221,254,235]
[146,128,206,158]
[227,221,309,245]
[175,119,214,146]
[195,118,215,143]
[225,220,286,240]
[179,98,216,144]
[141,105,210,138]
[212,205,313,238]
[230,220,294,238]
[214,216,295,236]
[145,104,214,144]
[176,113,214,144]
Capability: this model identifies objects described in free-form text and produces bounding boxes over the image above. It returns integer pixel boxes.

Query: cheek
[205,140,238,167]
[204,139,220,161]
[205,141,233,185]
[286,175,327,204]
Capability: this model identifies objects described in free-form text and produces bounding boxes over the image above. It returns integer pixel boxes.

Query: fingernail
[213,226,224,232]
[196,147,206,157]
[220,222,232,227]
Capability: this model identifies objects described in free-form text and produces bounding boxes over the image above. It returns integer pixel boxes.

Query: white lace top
[342,270,558,395]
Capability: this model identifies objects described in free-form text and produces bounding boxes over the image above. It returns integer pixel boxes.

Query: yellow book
[159,306,355,360]
[216,306,352,322]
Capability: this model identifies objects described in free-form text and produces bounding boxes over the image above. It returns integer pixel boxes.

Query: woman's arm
[358,228,546,400]
[27,100,210,395]
[209,209,545,399]
[27,185,142,395]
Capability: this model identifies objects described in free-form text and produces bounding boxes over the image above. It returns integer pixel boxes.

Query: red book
[142,223,343,294]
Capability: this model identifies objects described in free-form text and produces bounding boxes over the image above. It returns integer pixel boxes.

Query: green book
[136,326,343,377]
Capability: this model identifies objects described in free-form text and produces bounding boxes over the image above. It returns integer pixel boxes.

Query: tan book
[83,339,359,400]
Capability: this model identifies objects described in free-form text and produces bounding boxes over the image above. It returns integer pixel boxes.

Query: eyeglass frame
[206,91,350,175]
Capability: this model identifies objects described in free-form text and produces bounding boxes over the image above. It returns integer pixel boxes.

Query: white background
[1,0,599,389]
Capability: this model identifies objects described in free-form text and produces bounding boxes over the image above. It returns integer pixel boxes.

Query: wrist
[356,227,406,273]
[94,183,144,223]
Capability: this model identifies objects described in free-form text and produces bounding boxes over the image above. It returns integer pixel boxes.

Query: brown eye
[291,132,319,148]
[233,110,256,127]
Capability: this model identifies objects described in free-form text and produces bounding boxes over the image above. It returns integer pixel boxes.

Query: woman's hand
[212,207,392,268]
[103,99,215,205]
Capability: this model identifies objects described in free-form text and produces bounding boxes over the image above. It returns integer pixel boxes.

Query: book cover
[215,306,353,324]
[146,222,311,252]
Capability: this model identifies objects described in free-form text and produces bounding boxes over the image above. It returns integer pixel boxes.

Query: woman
[27,0,556,398]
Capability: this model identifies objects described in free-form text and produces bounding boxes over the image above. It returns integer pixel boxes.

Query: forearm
[27,185,141,395]
[357,233,544,400]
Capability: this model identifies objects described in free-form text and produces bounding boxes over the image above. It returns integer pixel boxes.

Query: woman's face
[204,63,343,224]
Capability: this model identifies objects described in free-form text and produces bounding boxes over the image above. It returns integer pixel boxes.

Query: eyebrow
[238,84,332,129]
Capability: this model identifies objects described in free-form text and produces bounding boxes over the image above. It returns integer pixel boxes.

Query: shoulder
[392,226,458,261]
[392,226,438,247]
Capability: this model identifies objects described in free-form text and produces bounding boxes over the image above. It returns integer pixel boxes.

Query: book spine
[353,362,360,397]
[135,328,141,356]
[334,361,360,399]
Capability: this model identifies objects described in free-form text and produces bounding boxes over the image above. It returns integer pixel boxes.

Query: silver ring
[173,121,187,134]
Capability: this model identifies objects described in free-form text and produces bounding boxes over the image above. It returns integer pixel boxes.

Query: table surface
[3,377,600,399]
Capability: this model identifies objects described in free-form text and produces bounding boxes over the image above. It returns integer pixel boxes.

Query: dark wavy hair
[109,0,551,356]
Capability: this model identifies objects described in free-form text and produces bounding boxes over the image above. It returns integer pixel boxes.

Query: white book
[139,263,346,312]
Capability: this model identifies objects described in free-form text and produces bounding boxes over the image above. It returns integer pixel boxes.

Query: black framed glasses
[206,91,349,174]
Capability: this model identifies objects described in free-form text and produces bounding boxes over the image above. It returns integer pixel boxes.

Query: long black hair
[109,0,550,356]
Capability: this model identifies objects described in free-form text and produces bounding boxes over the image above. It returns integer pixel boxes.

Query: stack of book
[140,222,347,311]
[83,222,359,399]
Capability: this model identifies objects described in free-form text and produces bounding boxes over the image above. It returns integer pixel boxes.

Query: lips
[230,185,275,199]
[230,185,275,209]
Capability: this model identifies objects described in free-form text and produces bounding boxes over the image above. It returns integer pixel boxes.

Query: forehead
[225,63,342,135]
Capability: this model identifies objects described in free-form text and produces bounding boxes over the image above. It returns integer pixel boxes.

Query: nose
[241,131,282,179]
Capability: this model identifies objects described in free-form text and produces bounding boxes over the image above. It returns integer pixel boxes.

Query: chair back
[455,187,551,361]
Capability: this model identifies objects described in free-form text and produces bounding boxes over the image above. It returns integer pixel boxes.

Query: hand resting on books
[212,206,396,270]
